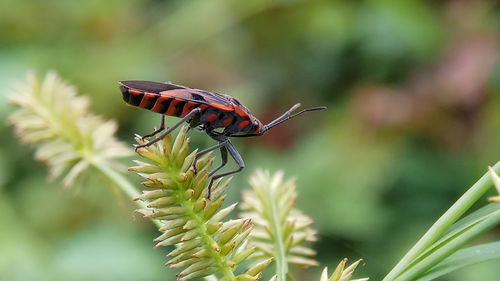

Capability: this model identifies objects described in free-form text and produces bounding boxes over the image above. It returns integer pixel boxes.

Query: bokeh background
[0,0,499,280]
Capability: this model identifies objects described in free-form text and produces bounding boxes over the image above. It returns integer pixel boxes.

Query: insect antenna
[261,103,326,133]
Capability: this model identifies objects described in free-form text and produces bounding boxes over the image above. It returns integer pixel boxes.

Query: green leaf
[417,242,500,281]
[412,204,500,263]
[444,204,500,236]
[392,209,500,281]
[382,162,500,281]
[488,167,500,202]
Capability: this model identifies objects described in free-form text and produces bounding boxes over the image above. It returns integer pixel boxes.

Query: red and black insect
[119,80,325,198]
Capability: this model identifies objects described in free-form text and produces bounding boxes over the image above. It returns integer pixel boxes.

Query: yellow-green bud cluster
[319,259,368,281]
[131,127,272,280]
[240,170,319,267]
[9,72,132,186]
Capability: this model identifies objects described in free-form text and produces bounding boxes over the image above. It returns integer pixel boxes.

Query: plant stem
[92,156,221,281]
[393,209,500,281]
[382,161,500,281]
[180,184,236,281]
[266,183,288,281]
[90,157,162,228]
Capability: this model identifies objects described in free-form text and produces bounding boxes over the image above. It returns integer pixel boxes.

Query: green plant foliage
[487,167,500,203]
[383,162,500,281]
[7,71,364,281]
[8,70,500,281]
[131,127,273,281]
[240,170,318,280]
[8,71,132,186]
[417,242,500,281]
[319,259,368,281]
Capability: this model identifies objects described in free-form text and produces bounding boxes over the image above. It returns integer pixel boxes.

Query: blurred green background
[0,0,499,280]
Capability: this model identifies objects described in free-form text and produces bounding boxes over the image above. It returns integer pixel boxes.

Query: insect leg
[192,139,229,175]
[208,146,228,177]
[141,115,165,140]
[135,108,201,149]
[206,140,244,199]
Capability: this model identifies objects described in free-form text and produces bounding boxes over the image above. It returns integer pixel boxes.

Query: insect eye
[252,120,259,129]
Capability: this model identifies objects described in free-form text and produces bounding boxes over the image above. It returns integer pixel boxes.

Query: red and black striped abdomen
[120,85,210,118]
[119,80,262,134]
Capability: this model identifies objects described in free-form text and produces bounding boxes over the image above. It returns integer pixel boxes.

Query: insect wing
[158,88,234,111]
[120,80,234,111]
[120,80,187,92]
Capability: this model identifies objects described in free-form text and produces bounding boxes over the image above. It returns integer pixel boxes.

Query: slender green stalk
[90,157,162,228]
[393,210,500,281]
[382,161,500,281]
[266,184,288,281]
[418,242,500,281]
[240,171,318,280]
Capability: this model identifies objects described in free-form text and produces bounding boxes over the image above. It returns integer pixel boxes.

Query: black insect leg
[141,115,165,140]
[135,108,201,149]
[191,139,229,175]
[207,140,244,199]
[208,146,228,177]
